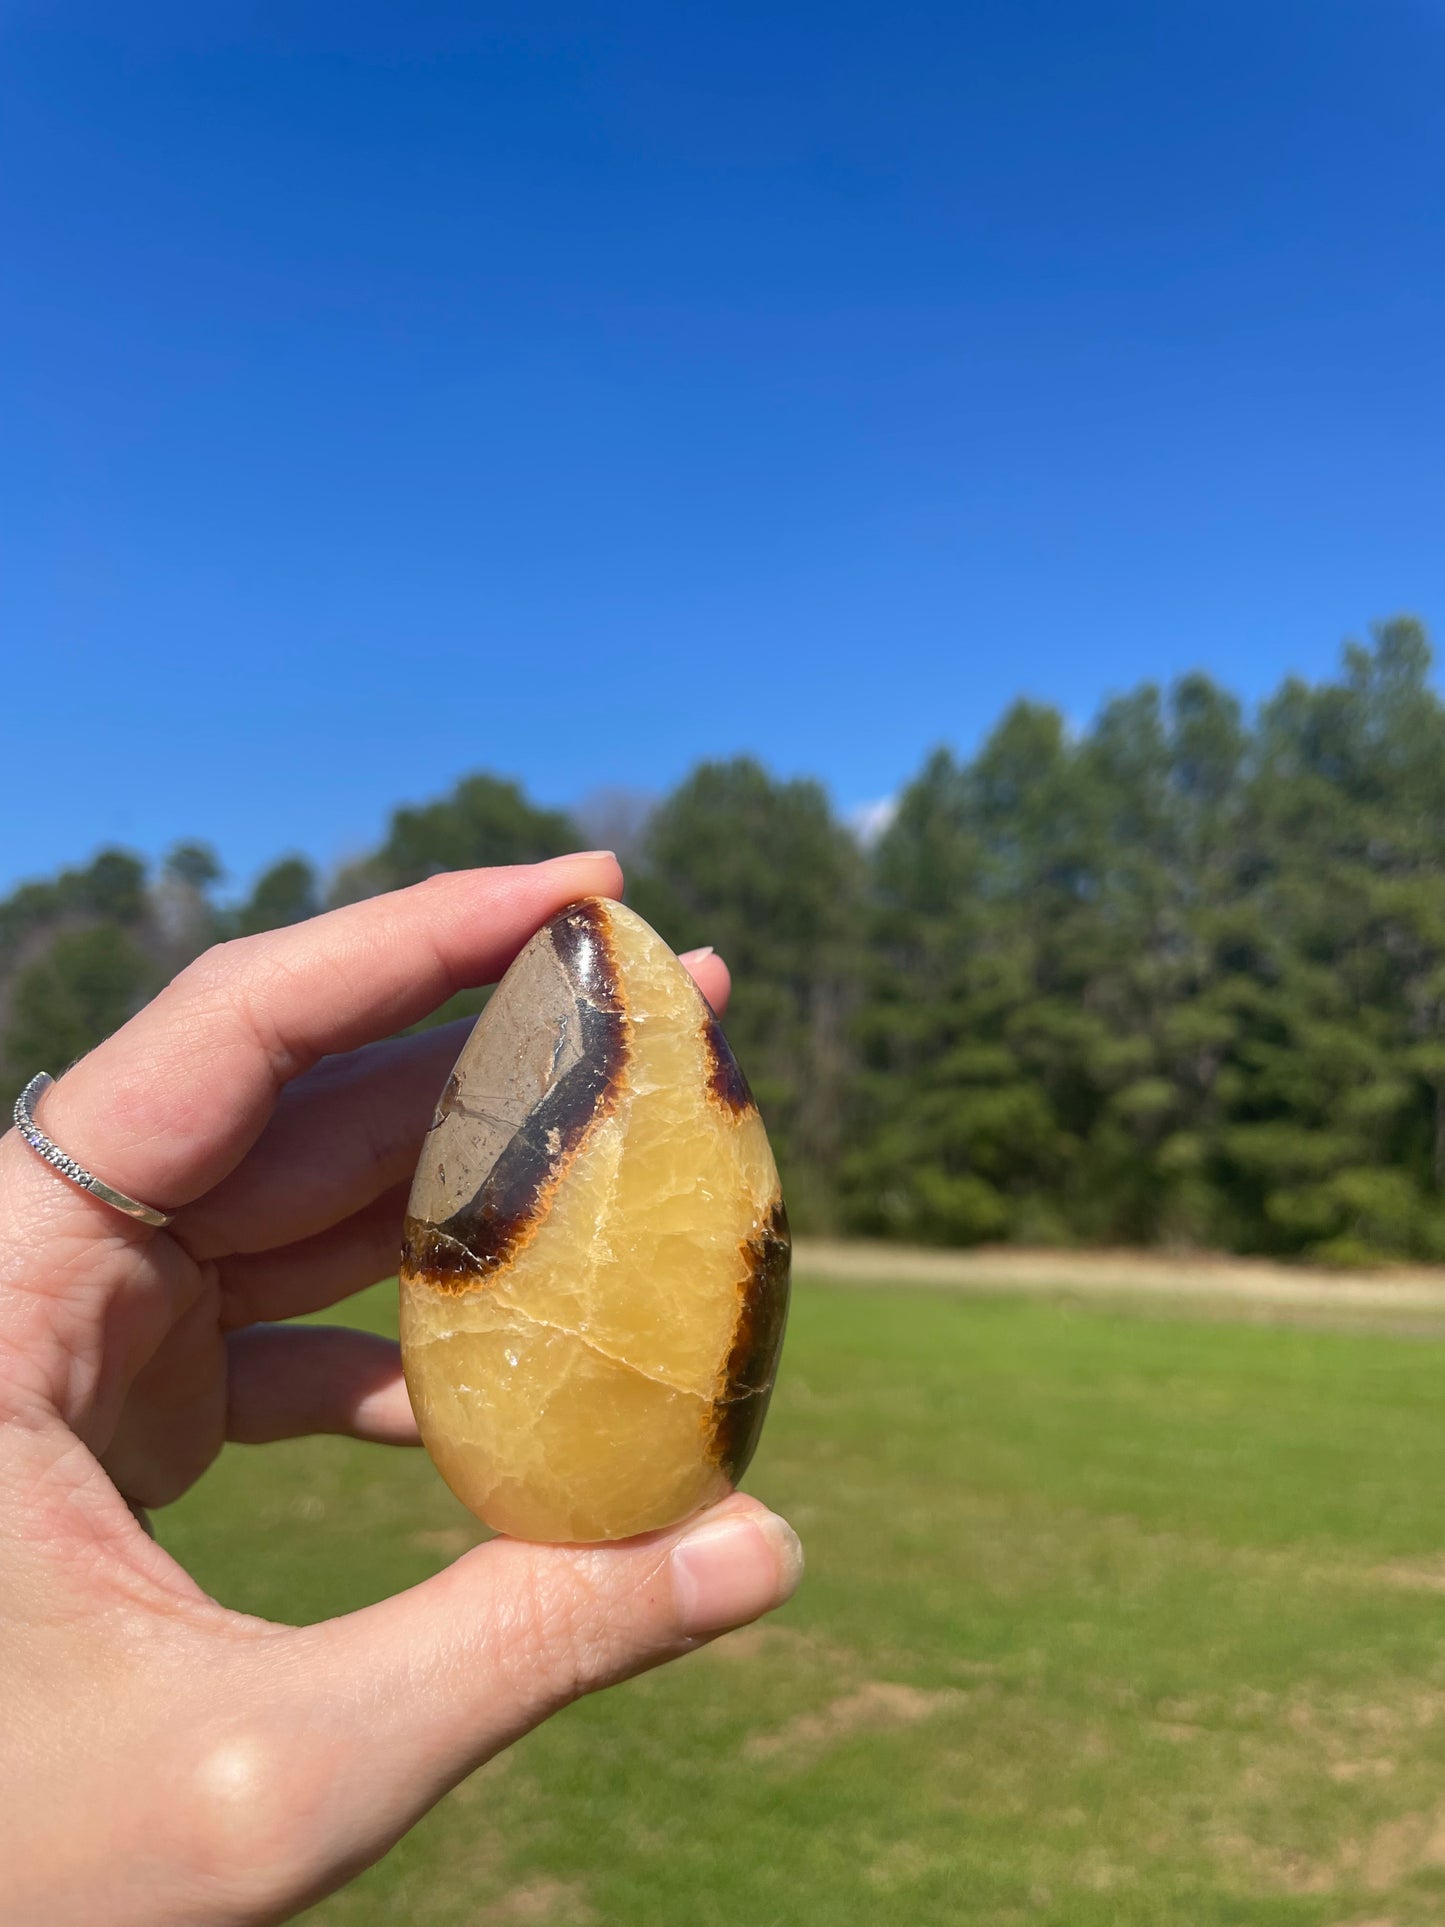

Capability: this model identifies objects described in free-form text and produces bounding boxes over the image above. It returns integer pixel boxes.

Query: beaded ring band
[11,1072,174,1228]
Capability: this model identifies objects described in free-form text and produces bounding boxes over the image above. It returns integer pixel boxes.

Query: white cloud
[848,795,898,847]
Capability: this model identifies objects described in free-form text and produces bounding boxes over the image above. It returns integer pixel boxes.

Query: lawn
[159,1275,1445,1926]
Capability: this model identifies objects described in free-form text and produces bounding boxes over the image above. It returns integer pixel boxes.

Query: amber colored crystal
[399,897,790,1543]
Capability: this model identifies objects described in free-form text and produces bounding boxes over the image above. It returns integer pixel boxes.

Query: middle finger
[176,1021,472,1261]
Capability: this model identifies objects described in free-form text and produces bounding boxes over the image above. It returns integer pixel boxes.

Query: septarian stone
[399,896,791,1544]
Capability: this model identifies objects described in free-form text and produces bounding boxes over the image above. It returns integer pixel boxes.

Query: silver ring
[11,1073,174,1228]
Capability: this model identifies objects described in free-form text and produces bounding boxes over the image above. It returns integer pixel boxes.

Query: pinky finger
[226,1325,420,1446]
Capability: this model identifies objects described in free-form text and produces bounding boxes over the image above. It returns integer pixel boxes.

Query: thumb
[227,1494,802,1911]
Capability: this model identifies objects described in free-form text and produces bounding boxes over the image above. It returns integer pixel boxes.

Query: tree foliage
[842,617,1445,1260]
[6,618,1445,1263]
[630,758,864,1225]
[331,775,580,902]
[4,926,155,1088]
[235,858,320,938]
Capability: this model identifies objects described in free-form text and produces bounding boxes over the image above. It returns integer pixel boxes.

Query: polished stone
[399,897,790,1543]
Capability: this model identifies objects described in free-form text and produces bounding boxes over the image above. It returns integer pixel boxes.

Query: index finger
[5,853,623,1222]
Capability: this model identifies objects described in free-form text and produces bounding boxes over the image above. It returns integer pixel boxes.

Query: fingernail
[548,849,616,863]
[679,945,715,965]
[670,1507,804,1637]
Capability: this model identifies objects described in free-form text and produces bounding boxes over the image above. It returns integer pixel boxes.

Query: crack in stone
[415,1226,485,1273]
[578,1092,629,1308]
[547,1013,571,1079]
[489,1291,710,1400]
[446,1092,532,1132]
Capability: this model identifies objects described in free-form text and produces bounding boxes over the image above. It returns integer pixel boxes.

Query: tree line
[5,617,1445,1265]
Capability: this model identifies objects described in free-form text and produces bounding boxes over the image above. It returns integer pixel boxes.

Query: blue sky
[2,1,1442,895]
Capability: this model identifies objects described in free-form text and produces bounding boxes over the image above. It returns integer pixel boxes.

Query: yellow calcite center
[400,903,785,1543]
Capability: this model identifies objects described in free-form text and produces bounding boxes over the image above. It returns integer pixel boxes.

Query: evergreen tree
[844,620,1445,1261]
[3,926,154,1095]
[332,774,580,902]
[631,757,865,1227]
[235,858,321,937]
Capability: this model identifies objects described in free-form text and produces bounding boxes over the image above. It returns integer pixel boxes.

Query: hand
[0,854,803,1927]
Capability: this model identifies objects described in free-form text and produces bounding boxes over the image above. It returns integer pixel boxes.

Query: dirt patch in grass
[1365,1557,1445,1596]
[1356,1807,1445,1891]
[703,1619,855,1669]
[744,1679,965,1762]
[484,1880,594,1923]
[1233,1801,1445,1900]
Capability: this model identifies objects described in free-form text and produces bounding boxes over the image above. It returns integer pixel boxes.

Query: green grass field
[159,1276,1445,1926]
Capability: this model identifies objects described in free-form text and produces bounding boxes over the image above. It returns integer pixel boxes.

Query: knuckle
[174,936,258,1000]
[172,937,306,1085]
[174,1721,338,1922]
[490,1547,649,1712]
